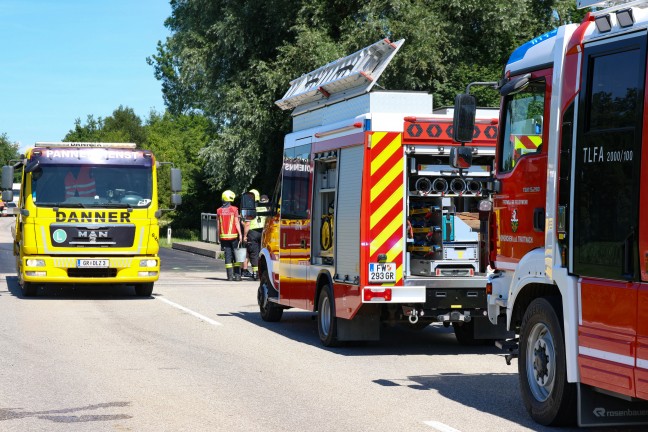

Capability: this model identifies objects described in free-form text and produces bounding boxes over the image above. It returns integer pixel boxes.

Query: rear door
[572,32,646,398]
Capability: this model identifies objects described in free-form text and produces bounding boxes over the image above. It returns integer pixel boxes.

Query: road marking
[156,296,222,327]
[423,421,462,432]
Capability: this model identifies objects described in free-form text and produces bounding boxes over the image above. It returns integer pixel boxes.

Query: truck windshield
[31,164,153,208]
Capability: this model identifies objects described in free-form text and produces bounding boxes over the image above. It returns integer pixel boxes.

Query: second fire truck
[249,39,510,347]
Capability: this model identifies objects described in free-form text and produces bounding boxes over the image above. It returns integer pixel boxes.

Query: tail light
[364,288,392,301]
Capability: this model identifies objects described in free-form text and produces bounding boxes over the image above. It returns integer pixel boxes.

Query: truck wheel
[317,283,339,347]
[22,282,37,297]
[519,297,576,426]
[258,269,282,322]
[134,283,154,297]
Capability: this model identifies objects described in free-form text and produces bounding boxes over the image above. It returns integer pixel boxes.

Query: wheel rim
[320,295,331,337]
[526,321,556,402]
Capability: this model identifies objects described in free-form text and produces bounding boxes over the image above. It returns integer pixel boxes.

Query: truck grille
[67,268,118,278]
[50,224,136,248]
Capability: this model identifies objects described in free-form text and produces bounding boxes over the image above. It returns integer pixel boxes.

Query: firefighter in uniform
[243,189,268,281]
[216,190,243,281]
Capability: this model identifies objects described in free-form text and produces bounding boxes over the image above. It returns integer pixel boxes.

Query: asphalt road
[0,217,621,432]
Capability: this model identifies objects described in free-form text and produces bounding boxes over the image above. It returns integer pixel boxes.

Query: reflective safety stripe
[217,205,239,239]
[368,132,404,285]
[248,206,267,230]
[64,166,97,198]
[579,346,634,366]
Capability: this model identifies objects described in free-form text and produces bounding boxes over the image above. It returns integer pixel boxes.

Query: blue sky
[0,0,171,152]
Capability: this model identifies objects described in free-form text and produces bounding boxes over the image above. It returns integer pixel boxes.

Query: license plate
[368,262,396,283]
[76,259,110,268]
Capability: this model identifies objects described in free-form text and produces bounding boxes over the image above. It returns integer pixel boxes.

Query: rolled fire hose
[415,177,432,195]
[450,178,466,194]
[432,178,448,194]
[467,180,482,194]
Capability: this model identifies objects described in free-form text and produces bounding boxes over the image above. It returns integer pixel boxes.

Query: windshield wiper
[46,203,87,209]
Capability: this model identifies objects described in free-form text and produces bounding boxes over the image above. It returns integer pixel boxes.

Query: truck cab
[2,142,181,297]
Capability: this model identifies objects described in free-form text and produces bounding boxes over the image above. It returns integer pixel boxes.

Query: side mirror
[171,193,182,206]
[2,166,14,190]
[240,192,257,220]
[500,73,531,97]
[453,93,477,143]
[450,146,473,169]
[170,168,182,192]
[2,190,13,203]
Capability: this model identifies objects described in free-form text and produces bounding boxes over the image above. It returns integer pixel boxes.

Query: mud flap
[336,312,380,341]
[578,383,648,427]
[473,315,514,340]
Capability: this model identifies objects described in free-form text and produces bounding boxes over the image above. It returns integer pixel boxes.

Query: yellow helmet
[222,190,235,202]
[249,189,260,202]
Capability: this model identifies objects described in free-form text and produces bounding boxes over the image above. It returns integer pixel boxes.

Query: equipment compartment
[406,152,492,277]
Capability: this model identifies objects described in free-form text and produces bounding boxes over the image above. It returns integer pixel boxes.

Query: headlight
[139,259,157,268]
[138,271,158,277]
[26,259,46,267]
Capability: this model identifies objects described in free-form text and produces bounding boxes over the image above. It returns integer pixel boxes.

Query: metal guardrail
[201,213,218,243]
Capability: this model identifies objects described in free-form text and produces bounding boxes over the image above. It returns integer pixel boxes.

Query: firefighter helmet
[222,190,235,202]
[249,189,260,202]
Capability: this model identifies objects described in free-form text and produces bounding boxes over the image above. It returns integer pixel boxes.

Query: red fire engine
[455,0,648,427]
[249,39,510,347]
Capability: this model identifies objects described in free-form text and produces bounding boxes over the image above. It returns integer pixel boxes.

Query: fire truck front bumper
[20,256,159,284]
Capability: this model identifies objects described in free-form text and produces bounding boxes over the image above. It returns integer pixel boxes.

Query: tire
[134,282,154,297]
[317,283,339,347]
[258,269,282,322]
[22,282,37,297]
[519,297,576,426]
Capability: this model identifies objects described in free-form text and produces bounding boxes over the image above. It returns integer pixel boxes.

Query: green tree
[0,133,22,184]
[63,106,147,145]
[145,111,212,229]
[0,133,21,166]
[64,115,105,142]
[103,106,147,144]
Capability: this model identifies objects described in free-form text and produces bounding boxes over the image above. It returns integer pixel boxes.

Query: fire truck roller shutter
[335,145,364,283]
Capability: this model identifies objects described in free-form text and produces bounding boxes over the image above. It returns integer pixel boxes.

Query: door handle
[533,208,545,232]
[300,239,306,248]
